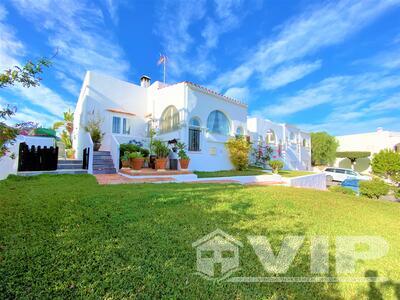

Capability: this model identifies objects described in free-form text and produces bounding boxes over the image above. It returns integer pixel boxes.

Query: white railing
[111,135,120,172]
[80,132,94,174]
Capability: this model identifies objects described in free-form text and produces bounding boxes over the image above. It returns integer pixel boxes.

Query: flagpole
[163,58,166,84]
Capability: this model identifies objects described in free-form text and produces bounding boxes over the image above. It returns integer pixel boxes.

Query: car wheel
[326,175,333,185]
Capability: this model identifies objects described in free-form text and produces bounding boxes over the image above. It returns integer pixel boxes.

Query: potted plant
[66,148,75,159]
[85,116,104,151]
[148,128,157,169]
[176,141,190,169]
[121,151,130,168]
[129,152,144,170]
[152,139,170,170]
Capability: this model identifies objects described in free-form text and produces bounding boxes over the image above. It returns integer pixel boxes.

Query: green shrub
[120,144,149,158]
[176,142,189,159]
[269,160,284,173]
[371,149,400,184]
[151,140,170,158]
[128,152,144,159]
[225,137,251,170]
[359,178,389,199]
[396,188,400,200]
[329,185,356,195]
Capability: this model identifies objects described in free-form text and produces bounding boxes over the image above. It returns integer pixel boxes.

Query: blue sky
[1,0,400,135]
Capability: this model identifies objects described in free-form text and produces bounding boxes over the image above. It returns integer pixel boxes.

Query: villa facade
[73,72,311,172]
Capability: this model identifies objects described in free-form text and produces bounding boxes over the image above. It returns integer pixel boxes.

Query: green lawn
[1,175,399,299]
[278,170,316,177]
[194,168,265,178]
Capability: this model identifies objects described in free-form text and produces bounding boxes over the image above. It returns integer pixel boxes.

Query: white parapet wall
[283,173,327,190]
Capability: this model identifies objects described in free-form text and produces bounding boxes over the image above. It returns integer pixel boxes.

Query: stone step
[93,155,112,160]
[58,159,83,165]
[17,169,88,176]
[58,163,83,170]
[93,151,111,156]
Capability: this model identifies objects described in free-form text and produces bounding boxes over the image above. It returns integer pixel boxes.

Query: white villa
[334,128,400,172]
[72,72,311,172]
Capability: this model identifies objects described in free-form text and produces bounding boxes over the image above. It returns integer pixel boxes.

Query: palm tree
[53,109,74,146]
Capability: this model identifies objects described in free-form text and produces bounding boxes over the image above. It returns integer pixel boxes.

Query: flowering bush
[226,137,251,170]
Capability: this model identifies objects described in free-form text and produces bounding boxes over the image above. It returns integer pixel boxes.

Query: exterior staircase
[93,151,117,174]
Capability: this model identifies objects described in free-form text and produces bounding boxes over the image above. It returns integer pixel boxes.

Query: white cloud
[214,0,400,90]
[261,60,322,90]
[260,72,400,117]
[11,0,130,89]
[0,4,73,123]
[156,0,258,80]
[224,87,249,102]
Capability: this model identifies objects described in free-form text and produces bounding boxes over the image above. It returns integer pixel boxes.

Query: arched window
[189,117,201,127]
[188,117,201,151]
[207,110,230,135]
[266,129,276,144]
[160,105,179,133]
[236,126,244,136]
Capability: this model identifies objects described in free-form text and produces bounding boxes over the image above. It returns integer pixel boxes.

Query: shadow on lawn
[1,176,397,299]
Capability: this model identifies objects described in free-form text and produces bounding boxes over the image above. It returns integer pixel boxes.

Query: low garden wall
[284,173,327,190]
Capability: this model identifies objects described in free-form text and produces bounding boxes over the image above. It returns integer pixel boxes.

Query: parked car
[324,167,371,183]
[341,178,360,195]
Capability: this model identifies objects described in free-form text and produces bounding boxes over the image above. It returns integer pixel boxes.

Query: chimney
[140,75,151,88]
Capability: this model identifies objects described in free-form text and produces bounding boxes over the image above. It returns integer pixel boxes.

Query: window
[112,116,131,135]
[289,132,296,142]
[335,169,346,174]
[266,129,276,144]
[112,116,121,134]
[160,105,180,133]
[122,118,131,135]
[345,170,357,176]
[236,126,244,136]
[303,139,307,147]
[189,117,201,151]
[207,110,230,135]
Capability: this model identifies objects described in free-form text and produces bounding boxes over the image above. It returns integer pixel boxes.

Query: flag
[157,54,167,65]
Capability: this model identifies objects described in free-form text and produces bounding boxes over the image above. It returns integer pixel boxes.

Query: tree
[336,151,371,170]
[226,136,251,170]
[371,149,400,184]
[310,132,339,166]
[53,109,74,147]
[0,58,51,158]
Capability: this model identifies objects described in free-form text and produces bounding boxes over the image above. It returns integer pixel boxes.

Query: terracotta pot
[130,158,144,170]
[155,158,168,170]
[180,158,190,170]
[121,160,130,168]
[93,142,101,151]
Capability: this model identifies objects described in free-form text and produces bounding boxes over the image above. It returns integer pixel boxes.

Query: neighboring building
[247,118,311,170]
[335,128,400,172]
[73,71,311,172]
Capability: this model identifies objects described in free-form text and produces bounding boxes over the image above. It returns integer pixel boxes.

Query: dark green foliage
[336,151,371,163]
[0,58,51,88]
[371,149,400,184]
[359,178,389,199]
[151,139,170,158]
[311,132,339,166]
[119,143,149,158]
[329,185,356,195]
[0,175,399,298]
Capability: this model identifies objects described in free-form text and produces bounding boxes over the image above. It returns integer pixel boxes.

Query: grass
[278,170,316,177]
[1,175,400,299]
[194,168,265,178]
